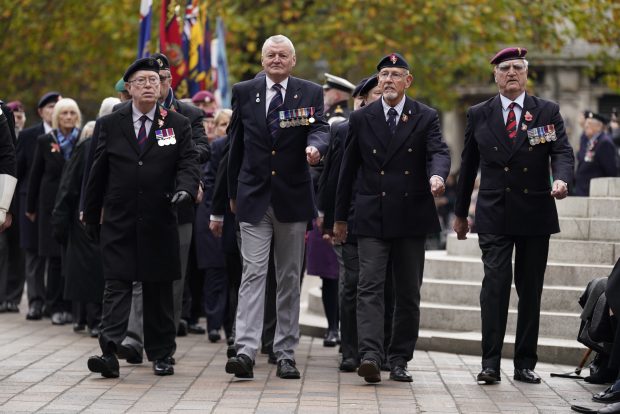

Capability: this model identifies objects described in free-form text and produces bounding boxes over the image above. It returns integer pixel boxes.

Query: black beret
[123,57,160,82]
[37,91,61,108]
[376,53,409,71]
[352,77,369,98]
[490,47,528,65]
[151,53,170,70]
[359,75,379,97]
[586,111,609,124]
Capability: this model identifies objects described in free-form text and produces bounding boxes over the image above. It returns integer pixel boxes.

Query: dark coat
[194,136,225,269]
[227,76,329,224]
[335,97,451,238]
[83,103,200,282]
[16,122,44,250]
[26,131,68,257]
[574,133,617,196]
[52,137,104,302]
[0,102,16,176]
[210,138,238,254]
[454,93,575,235]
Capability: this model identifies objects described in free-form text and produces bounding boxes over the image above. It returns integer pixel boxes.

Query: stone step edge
[423,278,584,292]
[420,301,579,318]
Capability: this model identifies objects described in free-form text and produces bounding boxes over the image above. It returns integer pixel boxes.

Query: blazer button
[407,148,412,152]
[138,161,143,166]
[523,167,528,172]
[493,147,498,151]
[404,192,408,197]
[272,170,276,176]
[372,149,377,154]
[504,166,509,172]
[272,150,276,155]
[528,147,533,152]
[381,192,386,197]
[404,170,410,175]
[505,187,511,192]
[380,170,385,175]
[523,188,528,194]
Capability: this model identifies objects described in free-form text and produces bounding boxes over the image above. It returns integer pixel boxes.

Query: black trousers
[99,279,175,361]
[223,249,242,339]
[321,278,339,331]
[203,266,228,331]
[338,242,359,361]
[357,236,425,367]
[24,249,45,306]
[45,256,70,314]
[478,233,549,370]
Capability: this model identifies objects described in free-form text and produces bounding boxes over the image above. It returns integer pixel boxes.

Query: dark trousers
[357,236,425,367]
[203,266,228,331]
[183,239,204,325]
[45,256,70,314]
[99,279,175,361]
[338,242,360,361]
[0,228,25,303]
[478,233,549,370]
[223,249,242,339]
[322,278,339,331]
[24,249,45,306]
[74,301,102,330]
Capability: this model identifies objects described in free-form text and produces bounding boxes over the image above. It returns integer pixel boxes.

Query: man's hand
[0,212,12,232]
[170,190,191,204]
[229,199,237,214]
[316,216,324,232]
[25,211,36,222]
[429,175,445,198]
[453,216,470,240]
[333,221,348,244]
[195,184,204,204]
[306,146,320,165]
[551,180,568,200]
[84,223,100,243]
[209,220,223,238]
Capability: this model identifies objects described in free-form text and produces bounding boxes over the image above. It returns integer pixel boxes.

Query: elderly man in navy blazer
[334,53,450,384]
[453,47,574,385]
[225,34,329,380]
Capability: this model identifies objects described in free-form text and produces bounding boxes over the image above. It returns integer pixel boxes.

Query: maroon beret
[490,47,528,65]
[192,90,215,104]
[6,101,24,112]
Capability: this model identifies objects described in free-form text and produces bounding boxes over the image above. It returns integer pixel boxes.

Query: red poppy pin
[401,114,409,123]
[50,143,60,153]
[524,111,533,122]
[158,107,168,128]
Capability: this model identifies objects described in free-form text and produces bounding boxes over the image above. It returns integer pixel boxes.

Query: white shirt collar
[266,76,289,92]
[131,103,157,122]
[500,92,525,110]
[381,95,407,118]
[43,122,53,134]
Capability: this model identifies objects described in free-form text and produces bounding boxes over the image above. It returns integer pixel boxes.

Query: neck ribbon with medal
[584,134,600,162]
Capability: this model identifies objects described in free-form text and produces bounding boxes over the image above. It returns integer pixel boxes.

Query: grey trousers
[236,206,306,361]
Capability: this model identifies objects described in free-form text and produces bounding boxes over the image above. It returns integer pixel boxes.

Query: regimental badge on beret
[390,54,398,64]
[377,53,410,71]
[490,47,528,65]
[586,111,610,124]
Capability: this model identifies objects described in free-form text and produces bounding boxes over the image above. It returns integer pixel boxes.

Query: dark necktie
[506,102,517,140]
[387,107,398,135]
[137,114,149,150]
[267,84,283,140]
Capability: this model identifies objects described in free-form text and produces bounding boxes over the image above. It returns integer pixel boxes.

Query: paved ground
[0,304,611,413]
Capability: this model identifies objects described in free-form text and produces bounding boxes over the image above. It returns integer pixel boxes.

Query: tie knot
[508,102,516,110]
[272,83,282,91]
[139,114,149,123]
[388,108,398,116]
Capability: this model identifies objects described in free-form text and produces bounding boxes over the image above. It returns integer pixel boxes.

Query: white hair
[262,34,295,57]
[51,98,82,130]
[80,121,96,141]
[98,97,121,118]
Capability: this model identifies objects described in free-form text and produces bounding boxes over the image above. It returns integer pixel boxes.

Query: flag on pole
[202,6,212,91]
[215,17,230,108]
[137,0,153,58]
[183,0,209,96]
[160,0,185,91]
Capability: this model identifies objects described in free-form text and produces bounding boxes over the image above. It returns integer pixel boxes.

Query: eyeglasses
[159,75,172,82]
[378,71,407,81]
[497,63,526,73]
[128,76,161,87]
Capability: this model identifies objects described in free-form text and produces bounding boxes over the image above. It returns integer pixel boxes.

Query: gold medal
[280,120,286,128]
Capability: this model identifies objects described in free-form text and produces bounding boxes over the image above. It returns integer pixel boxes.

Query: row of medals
[158,137,176,146]
[280,116,315,128]
[527,125,556,146]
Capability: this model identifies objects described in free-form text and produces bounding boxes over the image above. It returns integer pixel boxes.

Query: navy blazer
[574,133,617,196]
[335,97,450,238]
[454,93,575,235]
[227,76,329,224]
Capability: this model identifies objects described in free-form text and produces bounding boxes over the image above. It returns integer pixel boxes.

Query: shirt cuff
[210,215,224,222]
[430,174,444,184]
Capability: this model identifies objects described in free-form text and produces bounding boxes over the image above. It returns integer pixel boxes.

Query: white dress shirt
[265,77,289,116]
[131,103,157,138]
[500,92,525,125]
[381,95,406,126]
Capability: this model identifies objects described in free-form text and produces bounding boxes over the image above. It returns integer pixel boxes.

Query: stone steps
[555,217,620,241]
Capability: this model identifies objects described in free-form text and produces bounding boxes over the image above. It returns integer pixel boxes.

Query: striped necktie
[387,107,398,135]
[267,84,283,140]
[506,102,517,140]
[137,115,148,149]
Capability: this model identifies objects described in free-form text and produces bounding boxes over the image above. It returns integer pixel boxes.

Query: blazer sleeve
[26,135,46,213]
[306,85,330,156]
[83,122,109,224]
[52,139,86,238]
[549,103,575,185]
[227,85,243,200]
[0,107,16,176]
[211,140,230,216]
[335,114,361,223]
[425,109,451,180]
[454,107,481,218]
[79,119,101,213]
[187,103,211,164]
[174,117,201,198]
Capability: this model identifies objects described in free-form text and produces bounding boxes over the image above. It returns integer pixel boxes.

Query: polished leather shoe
[276,359,300,379]
[153,359,174,376]
[593,386,620,403]
[323,330,339,347]
[358,359,381,383]
[225,354,253,378]
[514,368,541,384]
[600,402,620,414]
[87,354,119,378]
[165,356,176,365]
[477,368,501,384]
[6,302,19,313]
[188,323,206,335]
[390,365,413,382]
[268,352,277,365]
[0,301,7,312]
[117,344,143,364]
[26,303,43,320]
[89,327,101,338]
[339,358,359,372]
[227,344,237,358]
[226,336,234,346]
[51,312,64,325]
[73,323,86,332]
[208,329,221,343]
[177,319,188,337]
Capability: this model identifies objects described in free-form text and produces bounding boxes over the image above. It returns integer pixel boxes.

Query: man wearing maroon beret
[453,47,574,384]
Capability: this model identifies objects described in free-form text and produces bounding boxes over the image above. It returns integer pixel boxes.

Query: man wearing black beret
[334,53,451,384]
[83,57,200,378]
[453,47,574,385]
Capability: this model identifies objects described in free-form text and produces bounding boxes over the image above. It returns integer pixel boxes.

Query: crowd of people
[1,32,620,412]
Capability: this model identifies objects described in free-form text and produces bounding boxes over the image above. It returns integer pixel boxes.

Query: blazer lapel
[366,100,391,150]
[484,95,512,154]
[383,98,422,166]
[510,93,538,157]
[119,103,141,155]
[251,78,269,139]
[48,131,65,166]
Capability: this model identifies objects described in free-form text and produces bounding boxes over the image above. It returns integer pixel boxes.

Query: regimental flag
[160,0,185,91]
[215,17,230,108]
[182,0,209,97]
[137,0,152,58]
[202,5,212,91]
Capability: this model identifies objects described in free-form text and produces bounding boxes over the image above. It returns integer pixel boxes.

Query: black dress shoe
[600,402,620,414]
[358,359,381,383]
[268,352,277,365]
[381,361,391,372]
[208,329,221,343]
[0,301,7,312]
[26,303,42,320]
[339,358,359,372]
[177,319,188,337]
[51,312,64,325]
[323,330,339,347]
[117,344,143,364]
[62,311,73,324]
[225,354,253,378]
[226,336,234,346]
[6,302,19,313]
[390,365,413,382]
[165,356,176,365]
[227,344,237,358]
[153,359,174,376]
[276,359,300,379]
[87,354,119,378]
[514,368,541,384]
[477,368,501,384]
[593,386,620,403]
[188,323,206,335]
[73,323,86,332]
[89,327,101,338]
